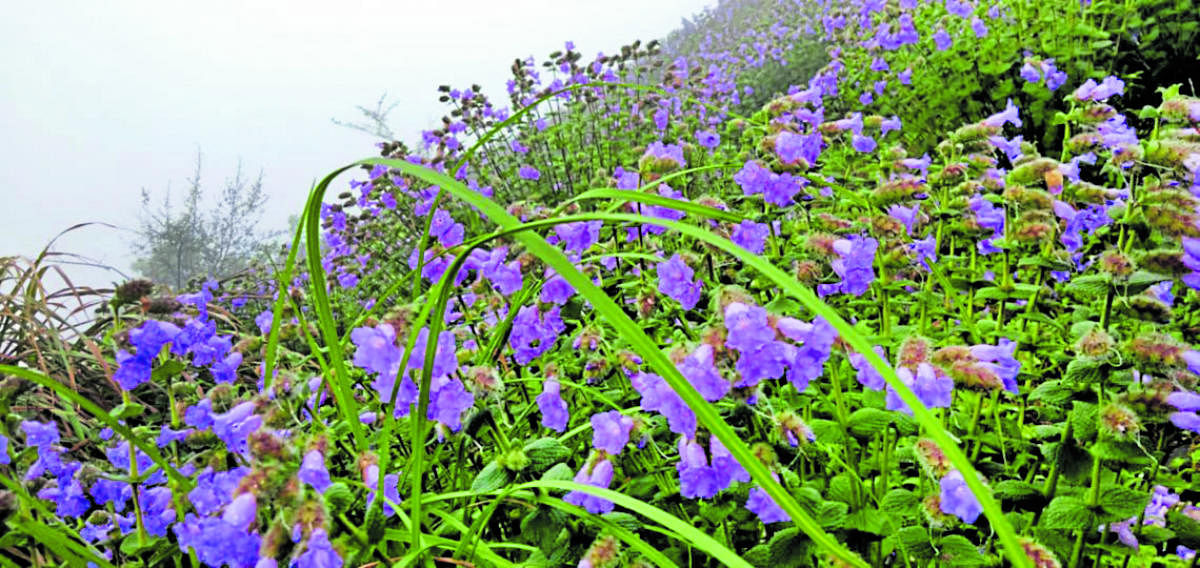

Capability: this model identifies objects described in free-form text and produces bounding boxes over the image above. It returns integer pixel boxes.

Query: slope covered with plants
[2,0,1200,566]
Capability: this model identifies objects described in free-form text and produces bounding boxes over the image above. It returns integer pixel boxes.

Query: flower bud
[914,438,951,478]
[1098,403,1140,439]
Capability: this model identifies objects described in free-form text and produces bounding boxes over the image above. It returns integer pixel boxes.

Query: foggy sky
[0,0,713,290]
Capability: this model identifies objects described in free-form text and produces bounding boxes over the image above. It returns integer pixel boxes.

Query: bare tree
[131,150,279,289]
[332,92,399,139]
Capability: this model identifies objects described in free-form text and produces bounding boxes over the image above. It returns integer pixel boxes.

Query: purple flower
[746,484,789,524]
[510,305,565,364]
[21,420,59,448]
[643,141,686,169]
[429,209,465,248]
[211,401,263,455]
[350,325,401,378]
[731,220,770,254]
[540,272,576,305]
[971,338,1021,393]
[887,204,919,235]
[1074,76,1125,102]
[723,302,775,352]
[886,363,954,414]
[679,344,729,401]
[1170,411,1200,432]
[518,165,540,181]
[295,528,342,568]
[255,310,273,335]
[174,513,261,568]
[775,131,823,167]
[1020,62,1041,83]
[427,376,475,431]
[0,434,8,465]
[653,107,669,131]
[970,17,988,37]
[113,349,153,390]
[656,254,703,310]
[591,411,634,455]
[677,438,724,499]
[405,328,458,379]
[734,160,773,195]
[988,134,1024,163]
[537,378,569,432]
[157,425,192,447]
[564,457,615,514]
[696,130,720,149]
[881,115,902,136]
[481,248,523,296]
[933,28,953,51]
[554,221,603,253]
[1054,202,1110,252]
[130,319,180,356]
[763,173,805,207]
[631,371,697,437]
[969,194,1005,254]
[1045,62,1068,91]
[939,470,982,523]
[851,134,877,153]
[780,317,836,391]
[37,477,90,518]
[849,346,889,390]
[211,351,242,384]
[299,450,332,494]
[223,493,257,531]
[909,236,938,271]
[898,68,913,85]
[185,398,214,430]
[336,272,359,289]
[946,0,973,17]
[817,235,878,297]
[364,464,402,517]
[983,98,1022,128]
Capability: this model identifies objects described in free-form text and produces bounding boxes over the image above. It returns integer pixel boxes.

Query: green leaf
[523,438,572,471]
[818,501,849,529]
[1124,270,1171,294]
[109,402,145,420]
[885,526,934,560]
[767,528,813,568]
[471,462,512,493]
[1064,358,1104,386]
[1089,439,1151,465]
[1029,380,1075,404]
[937,535,986,566]
[1041,496,1096,530]
[1065,274,1111,299]
[1069,402,1099,442]
[541,463,574,482]
[994,480,1041,500]
[1097,486,1150,521]
[1170,509,1200,547]
[881,488,920,519]
[844,508,894,537]
[828,474,857,505]
[847,408,893,437]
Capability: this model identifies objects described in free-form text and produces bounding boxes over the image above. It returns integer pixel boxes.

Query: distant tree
[332,92,400,140]
[131,151,279,289]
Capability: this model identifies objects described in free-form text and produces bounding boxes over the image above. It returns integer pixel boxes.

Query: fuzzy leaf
[1041,496,1096,530]
[847,408,893,437]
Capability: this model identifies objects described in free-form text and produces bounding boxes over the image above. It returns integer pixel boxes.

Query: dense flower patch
[3,0,1200,566]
